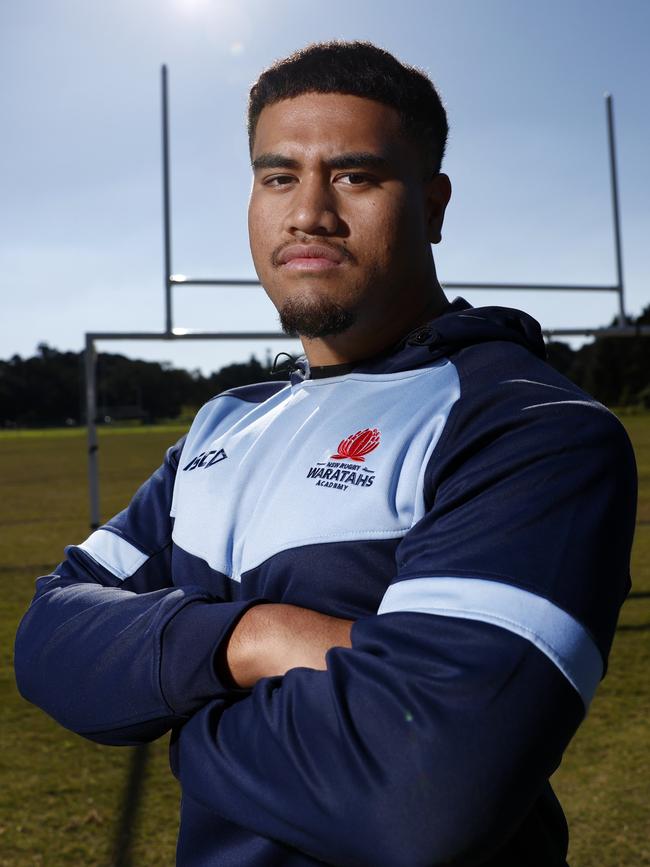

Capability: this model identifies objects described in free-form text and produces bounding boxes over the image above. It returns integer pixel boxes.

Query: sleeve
[14,436,264,746]
[170,375,637,866]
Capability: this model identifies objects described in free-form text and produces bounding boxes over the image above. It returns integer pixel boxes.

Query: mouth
[275,243,348,271]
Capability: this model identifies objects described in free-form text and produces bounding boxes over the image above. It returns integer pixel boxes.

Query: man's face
[248,92,449,347]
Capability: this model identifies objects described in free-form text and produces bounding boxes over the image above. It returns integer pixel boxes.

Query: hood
[290,298,547,383]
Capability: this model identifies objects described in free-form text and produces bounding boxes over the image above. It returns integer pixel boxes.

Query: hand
[223,604,354,689]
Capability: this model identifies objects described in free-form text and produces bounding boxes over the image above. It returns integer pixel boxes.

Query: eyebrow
[251,151,391,172]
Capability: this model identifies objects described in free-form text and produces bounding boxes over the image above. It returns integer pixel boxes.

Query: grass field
[1,418,648,866]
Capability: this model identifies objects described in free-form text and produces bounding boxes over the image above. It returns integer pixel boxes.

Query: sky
[2,0,649,375]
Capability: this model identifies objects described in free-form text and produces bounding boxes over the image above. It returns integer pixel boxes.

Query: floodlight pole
[605,93,627,325]
[162,65,173,335]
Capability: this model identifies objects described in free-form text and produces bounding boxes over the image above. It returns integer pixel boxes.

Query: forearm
[14,562,262,745]
[14,434,261,744]
[223,603,354,689]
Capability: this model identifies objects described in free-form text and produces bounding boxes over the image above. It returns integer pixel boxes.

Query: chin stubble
[278,297,357,339]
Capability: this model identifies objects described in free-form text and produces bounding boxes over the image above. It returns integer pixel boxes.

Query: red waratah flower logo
[331,428,381,462]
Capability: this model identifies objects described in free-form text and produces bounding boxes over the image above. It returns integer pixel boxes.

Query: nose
[284,174,340,237]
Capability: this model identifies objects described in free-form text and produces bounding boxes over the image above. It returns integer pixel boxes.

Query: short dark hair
[248,41,449,175]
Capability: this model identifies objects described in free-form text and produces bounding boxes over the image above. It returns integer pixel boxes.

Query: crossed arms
[15,387,637,866]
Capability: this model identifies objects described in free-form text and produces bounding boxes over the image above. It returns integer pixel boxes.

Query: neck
[300,281,449,367]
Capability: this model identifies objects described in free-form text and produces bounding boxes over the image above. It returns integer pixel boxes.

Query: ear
[425,173,452,245]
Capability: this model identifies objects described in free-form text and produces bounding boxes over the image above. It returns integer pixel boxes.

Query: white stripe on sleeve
[378,576,603,708]
[77,529,149,581]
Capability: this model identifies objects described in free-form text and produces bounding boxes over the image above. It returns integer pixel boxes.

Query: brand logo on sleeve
[306,428,380,492]
[182,448,228,471]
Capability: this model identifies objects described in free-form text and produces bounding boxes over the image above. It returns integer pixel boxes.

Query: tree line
[545,303,650,409]
[0,344,276,428]
[1,305,649,428]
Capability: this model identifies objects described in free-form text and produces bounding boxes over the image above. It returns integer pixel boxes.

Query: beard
[278,296,356,339]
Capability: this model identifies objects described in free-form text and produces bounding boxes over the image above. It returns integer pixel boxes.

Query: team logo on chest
[306,428,380,492]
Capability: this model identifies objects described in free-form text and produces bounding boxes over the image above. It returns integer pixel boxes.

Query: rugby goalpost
[86,67,647,867]
[85,67,648,533]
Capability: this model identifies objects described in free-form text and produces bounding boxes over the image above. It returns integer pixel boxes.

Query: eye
[263,174,296,187]
[337,173,374,186]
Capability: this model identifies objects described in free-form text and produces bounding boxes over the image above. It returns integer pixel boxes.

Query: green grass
[1,418,648,866]
[0,424,188,440]
[1,430,183,866]
[551,413,650,867]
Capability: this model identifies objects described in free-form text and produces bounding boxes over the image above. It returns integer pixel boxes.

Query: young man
[16,42,637,866]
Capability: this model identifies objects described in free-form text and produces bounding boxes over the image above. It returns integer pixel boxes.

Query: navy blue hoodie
[15,301,637,866]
